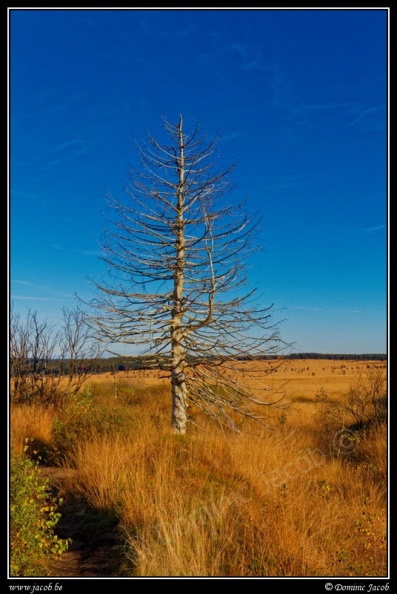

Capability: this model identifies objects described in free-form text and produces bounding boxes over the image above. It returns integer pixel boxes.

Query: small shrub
[10,440,71,576]
[51,384,145,460]
[345,368,387,429]
[314,368,387,461]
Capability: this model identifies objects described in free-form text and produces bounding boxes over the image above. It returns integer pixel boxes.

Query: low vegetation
[9,359,388,577]
[10,440,71,576]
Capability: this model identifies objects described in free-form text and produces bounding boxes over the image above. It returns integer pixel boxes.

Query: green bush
[10,441,71,576]
[51,384,144,459]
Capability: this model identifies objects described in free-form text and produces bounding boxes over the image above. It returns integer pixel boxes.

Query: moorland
[10,357,388,577]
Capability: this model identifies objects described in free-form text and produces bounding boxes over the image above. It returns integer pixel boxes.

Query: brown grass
[9,359,388,577]
[10,404,56,458]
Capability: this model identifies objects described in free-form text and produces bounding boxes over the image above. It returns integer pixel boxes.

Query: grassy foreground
[9,359,388,577]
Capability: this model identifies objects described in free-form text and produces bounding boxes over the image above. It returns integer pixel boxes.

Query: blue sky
[9,8,388,355]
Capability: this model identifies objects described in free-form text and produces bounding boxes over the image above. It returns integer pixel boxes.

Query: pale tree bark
[171,118,188,433]
[86,114,290,434]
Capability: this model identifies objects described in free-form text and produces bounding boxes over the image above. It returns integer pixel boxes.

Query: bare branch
[84,115,292,434]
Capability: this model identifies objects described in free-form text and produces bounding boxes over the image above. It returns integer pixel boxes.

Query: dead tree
[87,115,290,434]
[10,305,103,406]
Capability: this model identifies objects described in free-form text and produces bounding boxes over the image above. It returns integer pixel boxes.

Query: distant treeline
[15,352,386,376]
[103,353,387,372]
[285,353,387,361]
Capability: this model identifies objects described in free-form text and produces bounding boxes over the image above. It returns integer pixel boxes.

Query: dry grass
[9,359,388,577]
[10,404,56,458]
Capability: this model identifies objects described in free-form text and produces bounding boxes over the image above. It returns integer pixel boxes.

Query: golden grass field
[88,357,385,395]
[10,359,388,578]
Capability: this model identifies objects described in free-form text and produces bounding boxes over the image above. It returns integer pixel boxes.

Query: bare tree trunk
[86,114,290,434]
[171,364,187,434]
[171,116,188,434]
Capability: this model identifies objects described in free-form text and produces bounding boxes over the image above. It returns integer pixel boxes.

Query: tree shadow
[43,469,136,577]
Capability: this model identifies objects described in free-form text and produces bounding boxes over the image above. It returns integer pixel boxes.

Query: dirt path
[40,467,130,578]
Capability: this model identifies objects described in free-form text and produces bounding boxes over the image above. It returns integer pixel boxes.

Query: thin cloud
[271,173,304,190]
[49,140,87,165]
[197,41,266,72]
[85,16,103,31]
[361,224,386,233]
[220,132,241,142]
[74,249,101,257]
[345,105,385,130]
[333,224,386,241]
[269,62,385,136]
[52,139,84,153]
[12,295,68,302]
[11,279,74,299]
[292,306,325,312]
[34,89,88,119]
[230,42,266,71]
[298,102,353,112]
[197,46,231,62]
[162,24,197,39]
[291,306,361,314]
[351,224,386,238]
[289,101,385,133]
[49,244,100,256]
